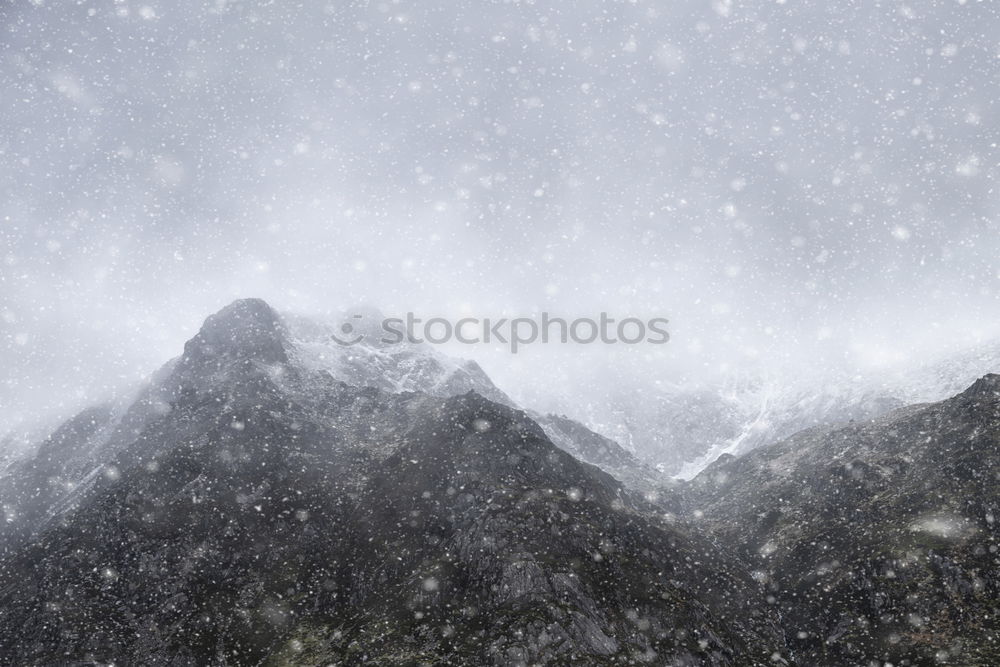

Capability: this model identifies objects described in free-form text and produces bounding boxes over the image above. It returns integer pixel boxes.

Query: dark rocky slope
[687,374,1000,666]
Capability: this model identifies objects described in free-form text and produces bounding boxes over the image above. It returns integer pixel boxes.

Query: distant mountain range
[560,341,1000,479]
[0,298,996,665]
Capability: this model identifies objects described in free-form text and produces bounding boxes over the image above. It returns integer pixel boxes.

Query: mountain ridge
[3,298,998,665]
[0,299,785,665]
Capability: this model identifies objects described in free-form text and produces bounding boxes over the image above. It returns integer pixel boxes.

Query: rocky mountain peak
[179,298,288,368]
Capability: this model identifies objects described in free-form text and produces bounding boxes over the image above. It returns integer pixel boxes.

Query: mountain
[283,307,661,495]
[668,380,905,479]
[686,374,1000,665]
[0,302,662,547]
[574,342,1000,479]
[556,375,906,480]
[0,299,784,665]
[7,298,997,665]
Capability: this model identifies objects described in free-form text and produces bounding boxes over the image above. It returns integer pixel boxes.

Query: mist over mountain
[2,0,999,441]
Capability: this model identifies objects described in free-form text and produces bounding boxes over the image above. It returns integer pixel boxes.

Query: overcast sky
[2,0,999,434]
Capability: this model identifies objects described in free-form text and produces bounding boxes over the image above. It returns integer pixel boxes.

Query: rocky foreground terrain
[0,298,997,665]
[688,374,1000,666]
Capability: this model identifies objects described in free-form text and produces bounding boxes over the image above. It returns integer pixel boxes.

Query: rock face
[0,300,784,665]
[687,374,1000,666]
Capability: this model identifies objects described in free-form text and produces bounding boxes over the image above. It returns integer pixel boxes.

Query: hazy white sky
[2,0,999,433]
